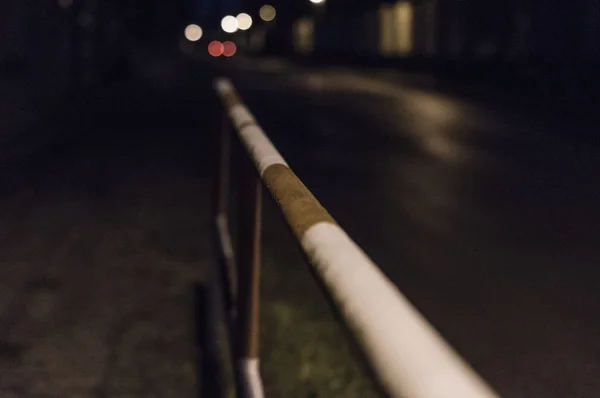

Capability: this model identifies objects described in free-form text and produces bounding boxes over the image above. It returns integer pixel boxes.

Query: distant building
[292,0,599,64]
[292,1,430,58]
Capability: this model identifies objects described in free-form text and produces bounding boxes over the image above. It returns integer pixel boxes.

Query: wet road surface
[225,58,600,397]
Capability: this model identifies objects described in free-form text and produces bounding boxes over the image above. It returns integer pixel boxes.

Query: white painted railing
[214,77,498,398]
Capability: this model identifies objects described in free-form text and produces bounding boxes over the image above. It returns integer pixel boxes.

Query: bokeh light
[221,15,239,33]
[223,41,237,57]
[208,41,225,57]
[236,13,253,31]
[259,5,276,22]
[58,0,73,8]
[184,24,203,42]
[310,0,325,3]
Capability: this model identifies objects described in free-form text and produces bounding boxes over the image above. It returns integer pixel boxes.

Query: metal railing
[213,77,499,398]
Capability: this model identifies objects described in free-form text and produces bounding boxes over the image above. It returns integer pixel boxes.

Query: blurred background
[1,1,600,397]
[3,0,599,115]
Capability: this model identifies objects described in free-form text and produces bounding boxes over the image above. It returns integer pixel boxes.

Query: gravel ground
[0,74,218,397]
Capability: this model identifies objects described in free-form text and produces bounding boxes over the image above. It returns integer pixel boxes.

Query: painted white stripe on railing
[237,358,265,398]
[238,124,288,176]
[230,104,256,129]
[301,222,498,398]
[215,78,234,94]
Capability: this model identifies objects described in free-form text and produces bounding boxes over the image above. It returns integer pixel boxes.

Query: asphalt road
[224,58,600,398]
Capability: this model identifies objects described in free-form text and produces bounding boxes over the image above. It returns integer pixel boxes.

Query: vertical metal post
[207,114,235,398]
[235,153,264,398]
[216,115,231,220]
[215,115,237,321]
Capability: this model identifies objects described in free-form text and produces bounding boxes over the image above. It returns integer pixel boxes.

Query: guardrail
[213,77,498,398]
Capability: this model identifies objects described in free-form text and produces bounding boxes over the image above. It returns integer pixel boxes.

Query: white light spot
[236,13,253,31]
[184,24,203,42]
[221,15,239,33]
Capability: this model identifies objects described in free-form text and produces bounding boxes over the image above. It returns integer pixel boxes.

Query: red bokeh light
[208,41,224,57]
[223,41,237,57]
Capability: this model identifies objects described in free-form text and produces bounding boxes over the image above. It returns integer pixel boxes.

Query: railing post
[204,111,235,398]
[215,114,237,321]
[216,114,231,218]
[235,153,264,398]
